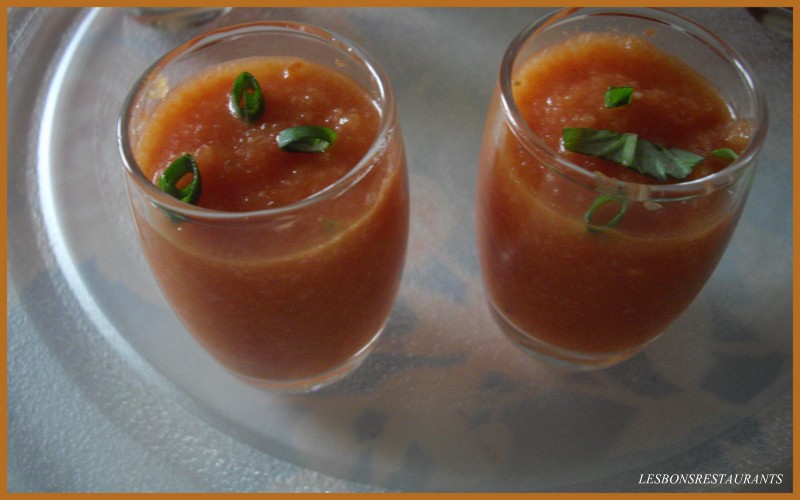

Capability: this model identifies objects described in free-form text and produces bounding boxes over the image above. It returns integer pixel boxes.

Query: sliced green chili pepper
[231,71,265,123]
[584,195,628,233]
[157,153,201,205]
[277,125,337,153]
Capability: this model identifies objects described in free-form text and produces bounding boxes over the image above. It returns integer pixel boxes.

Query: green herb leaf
[604,86,634,108]
[712,148,739,161]
[158,153,201,204]
[562,127,704,181]
[230,71,265,123]
[584,195,628,232]
[562,128,639,167]
[277,126,337,153]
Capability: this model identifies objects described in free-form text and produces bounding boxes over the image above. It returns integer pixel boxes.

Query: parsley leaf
[712,147,739,161]
[604,86,634,108]
[562,127,704,181]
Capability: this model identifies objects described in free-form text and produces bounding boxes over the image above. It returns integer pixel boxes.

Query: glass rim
[498,7,768,202]
[117,20,396,219]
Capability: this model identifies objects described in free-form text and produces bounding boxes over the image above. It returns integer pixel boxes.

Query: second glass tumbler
[476,8,766,368]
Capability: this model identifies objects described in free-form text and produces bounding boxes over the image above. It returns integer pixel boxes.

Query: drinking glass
[128,8,231,31]
[118,22,409,391]
[476,8,767,368]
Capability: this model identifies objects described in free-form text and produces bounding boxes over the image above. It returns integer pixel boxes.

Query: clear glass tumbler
[476,8,767,368]
[118,22,409,391]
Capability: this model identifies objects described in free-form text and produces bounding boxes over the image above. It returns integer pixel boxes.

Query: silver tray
[8,7,792,492]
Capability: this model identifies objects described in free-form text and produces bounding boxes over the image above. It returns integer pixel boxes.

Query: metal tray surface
[8,7,792,492]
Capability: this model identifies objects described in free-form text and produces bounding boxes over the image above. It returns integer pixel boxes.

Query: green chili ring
[231,71,265,123]
[158,153,201,205]
[277,125,337,153]
[584,195,628,232]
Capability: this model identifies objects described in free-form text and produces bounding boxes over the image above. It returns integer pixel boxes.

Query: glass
[128,8,231,31]
[476,8,767,368]
[118,22,409,391]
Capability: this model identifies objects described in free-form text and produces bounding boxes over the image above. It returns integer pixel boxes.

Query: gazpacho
[477,24,759,366]
[123,38,408,389]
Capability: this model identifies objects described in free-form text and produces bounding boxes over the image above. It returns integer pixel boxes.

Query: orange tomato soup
[477,33,751,357]
[133,57,408,382]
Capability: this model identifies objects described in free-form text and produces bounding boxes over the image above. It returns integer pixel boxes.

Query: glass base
[128,8,231,31]
[486,297,647,370]
[230,324,385,393]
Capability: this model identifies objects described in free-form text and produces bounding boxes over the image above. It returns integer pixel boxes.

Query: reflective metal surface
[8,7,792,492]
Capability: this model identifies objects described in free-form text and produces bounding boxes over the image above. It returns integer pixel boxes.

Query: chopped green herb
[562,127,704,181]
[277,125,337,153]
[584,195,628,233]
[711,148,739,161]
[158,153,201,204]
[604,86,634,108]
[230,71,265,123]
